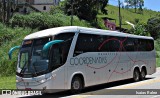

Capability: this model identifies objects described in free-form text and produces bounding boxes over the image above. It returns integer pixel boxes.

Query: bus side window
[50,44,63,70]
[74,33,100,56]
[123,38,135,51]
[138,39,146,51]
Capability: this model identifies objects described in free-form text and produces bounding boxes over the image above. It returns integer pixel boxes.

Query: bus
[9,26,156,93]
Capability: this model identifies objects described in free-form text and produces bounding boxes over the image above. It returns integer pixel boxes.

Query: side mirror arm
[8,46,20,60]
[42,40,64,58]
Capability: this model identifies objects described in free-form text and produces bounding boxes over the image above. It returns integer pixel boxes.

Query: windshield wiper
[20,61,28,76]
[32,63,38,77]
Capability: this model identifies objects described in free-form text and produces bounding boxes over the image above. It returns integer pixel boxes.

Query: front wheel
[71,77,83,94]
[133,69,140,82]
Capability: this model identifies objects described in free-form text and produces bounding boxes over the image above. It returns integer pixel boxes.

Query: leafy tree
[124,0,144,13]
[64,0,108,21]
[138,0,144,14]
[147,17,160,39]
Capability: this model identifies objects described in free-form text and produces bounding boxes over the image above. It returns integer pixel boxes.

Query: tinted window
[74,33,123,56]
[74,34,100,56]
[53,33,74,64]
[136,39,154,51]
[123,38,135,51]
[123,38,154,52]
[74,33,154,56]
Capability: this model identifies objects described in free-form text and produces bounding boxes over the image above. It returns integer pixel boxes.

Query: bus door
[50,43,65,89]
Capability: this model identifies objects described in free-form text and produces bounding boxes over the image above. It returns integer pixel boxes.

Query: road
[1,68,160,98]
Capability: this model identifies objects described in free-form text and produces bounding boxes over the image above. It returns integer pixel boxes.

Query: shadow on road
[19,77,154,98]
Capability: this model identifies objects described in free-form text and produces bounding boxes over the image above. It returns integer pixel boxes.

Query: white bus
[9,26,156,93]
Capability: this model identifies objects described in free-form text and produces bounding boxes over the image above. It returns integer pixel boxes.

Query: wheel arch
[69,72,85,89]
[140,65,147,75]
[132,65,140,73]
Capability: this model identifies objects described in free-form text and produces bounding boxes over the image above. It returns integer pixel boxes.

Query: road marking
[66,78,160,98]
[85,78,160,95]
[65,68,160,98]
[150,95,160,98]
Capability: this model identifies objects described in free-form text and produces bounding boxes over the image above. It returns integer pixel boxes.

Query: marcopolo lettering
[70,57,108,65]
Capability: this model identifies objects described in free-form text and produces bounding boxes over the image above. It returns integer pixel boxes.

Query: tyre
[133,69,140,82]
[71,76,83,94]
[140,69,146,80]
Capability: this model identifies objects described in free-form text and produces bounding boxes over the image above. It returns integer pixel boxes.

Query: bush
[50,6,64,15]
[10,12,91,30]
[147,17,160,39]
[155,38,160,51]
[0,24,35,76]
[129,23,148,36]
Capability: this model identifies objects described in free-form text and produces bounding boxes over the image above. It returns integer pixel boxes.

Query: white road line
[150,95,160,98]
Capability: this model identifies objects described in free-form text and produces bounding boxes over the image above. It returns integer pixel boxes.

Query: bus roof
[24,26,153,40]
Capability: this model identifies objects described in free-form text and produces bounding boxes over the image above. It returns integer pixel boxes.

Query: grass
[0,23,36,76]
[156,58,160,67]
[98,5,160,29]
[0,76,16,89]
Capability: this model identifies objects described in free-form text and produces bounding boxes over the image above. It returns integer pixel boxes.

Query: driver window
[20,52,28,69]
[50,44,63,70]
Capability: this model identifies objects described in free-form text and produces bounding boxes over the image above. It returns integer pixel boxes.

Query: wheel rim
[141,70,146,78]
[73,80,80,90]
[134,71,139,81]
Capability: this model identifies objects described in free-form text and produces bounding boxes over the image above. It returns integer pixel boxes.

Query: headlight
[39,79,46,83]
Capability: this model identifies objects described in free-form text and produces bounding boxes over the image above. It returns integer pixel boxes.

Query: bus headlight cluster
[40,79,46,83]
[39,74,56,83]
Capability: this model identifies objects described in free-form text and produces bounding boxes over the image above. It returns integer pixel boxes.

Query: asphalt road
[1,68,160,98]
[67,67,160,98]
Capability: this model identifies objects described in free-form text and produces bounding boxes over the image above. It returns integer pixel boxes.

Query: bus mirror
[8,46,20,60]
[42,40,64,57]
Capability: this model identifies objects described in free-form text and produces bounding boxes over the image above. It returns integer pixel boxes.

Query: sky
[109,0,160,12]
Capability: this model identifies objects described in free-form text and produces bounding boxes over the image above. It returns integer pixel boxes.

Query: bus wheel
[71,76,83,94]
[133,69,140,82]
[140,69,146,80]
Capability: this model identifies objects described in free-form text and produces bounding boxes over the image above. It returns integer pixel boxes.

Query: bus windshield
[18,37,51,77]
[17,33,74,78]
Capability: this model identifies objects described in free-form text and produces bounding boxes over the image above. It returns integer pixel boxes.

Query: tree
[0,0,2,22]
[0,0,16,23]
[64,0,108,21]
[124,0,144,13]
[138,0,144,14]
[147,17,160,39]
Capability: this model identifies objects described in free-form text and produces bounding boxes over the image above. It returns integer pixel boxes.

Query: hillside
[98,5,160,29]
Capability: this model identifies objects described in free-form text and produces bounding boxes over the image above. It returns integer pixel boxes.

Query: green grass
[156,58,160,67]
[0,76,16,89]
[0,23,37,76]
[98,5,160,29]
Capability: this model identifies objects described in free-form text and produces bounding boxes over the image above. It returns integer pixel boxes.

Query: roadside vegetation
[0,23,35,77]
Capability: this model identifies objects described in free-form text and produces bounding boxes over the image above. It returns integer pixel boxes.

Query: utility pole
[71,0,73,26]
[118,0,122,31]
